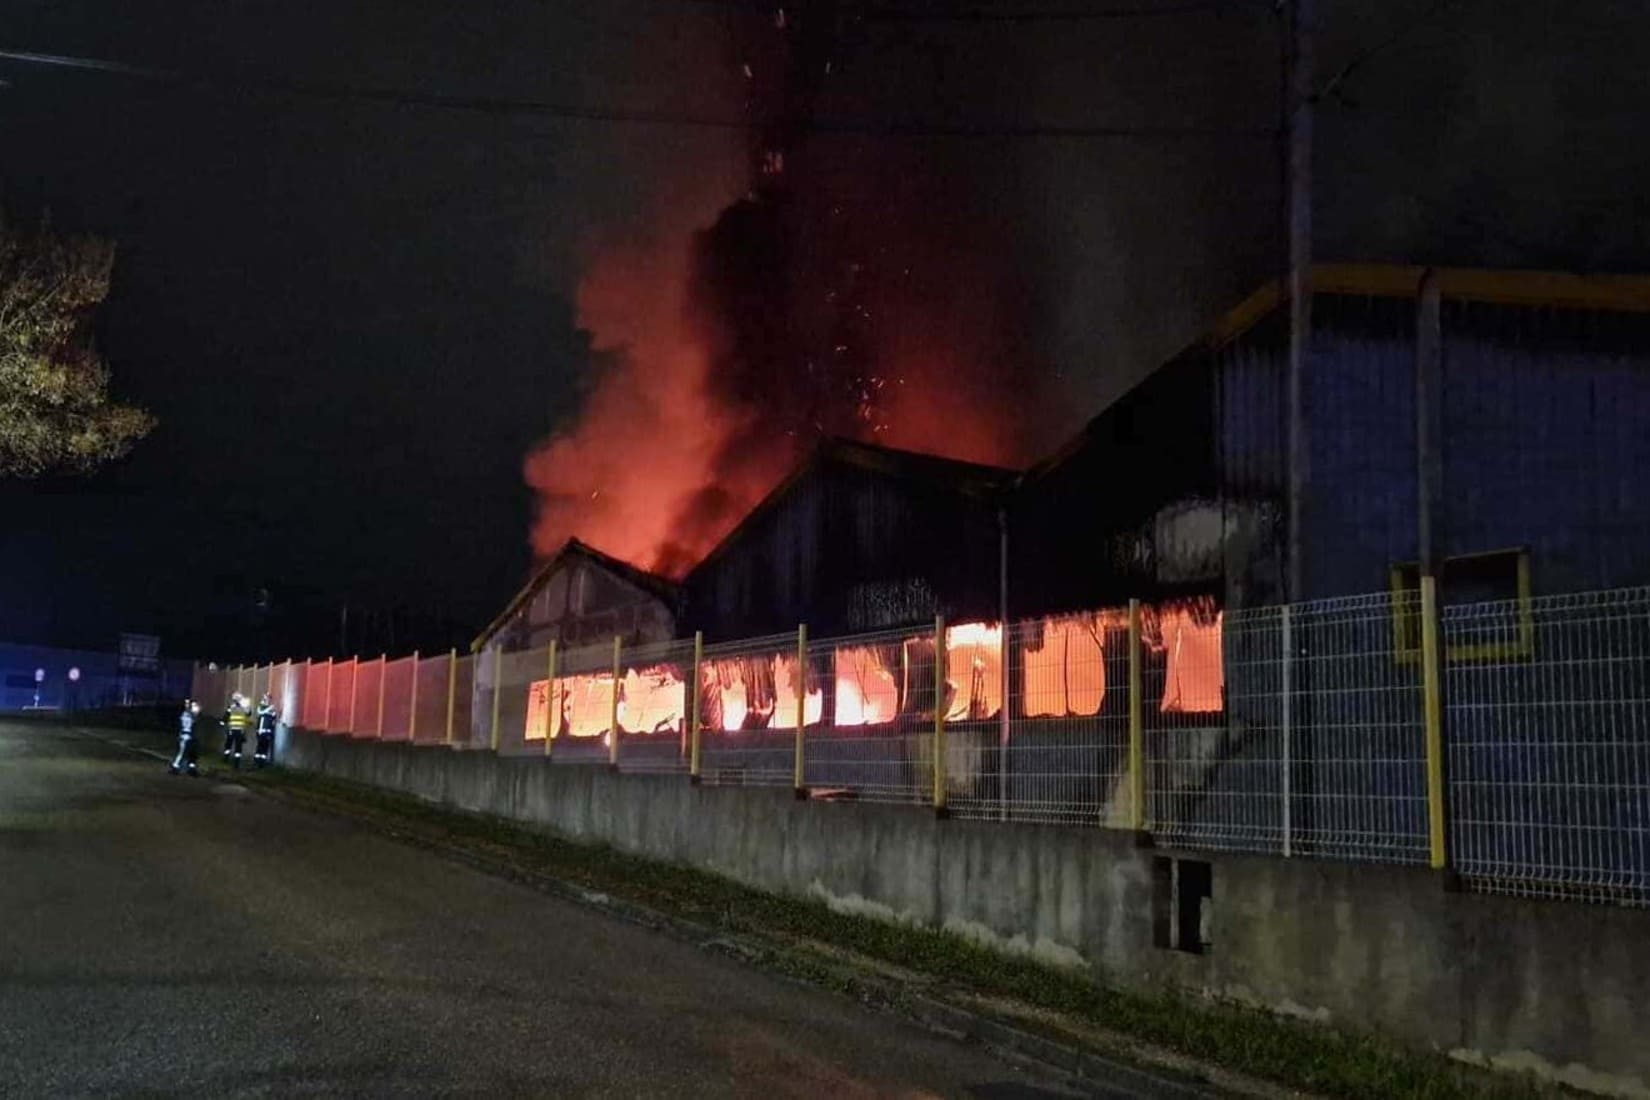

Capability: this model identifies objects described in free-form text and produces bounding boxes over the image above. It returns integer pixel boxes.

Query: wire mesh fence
[192,580,1650,909]
[696,633,805,787]
[325,659,355,733]
[615,638,694,774]
[380,656,415,741]
[1446,588,1650,906]
[277,661,306,730]
[801,625,938,804]
[411,653,455,744]
[490,644,543,756]
[545,640,620,765]
[1147,593,1428,862]
[192,666,228,714]
[449,654,475,746]
[950,613,1130,825]
[350,657,383,739]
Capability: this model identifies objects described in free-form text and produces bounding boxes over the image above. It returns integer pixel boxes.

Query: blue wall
[0,643,192,711]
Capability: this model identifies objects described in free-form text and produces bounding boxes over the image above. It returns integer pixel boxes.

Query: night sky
[4,1,1645,662]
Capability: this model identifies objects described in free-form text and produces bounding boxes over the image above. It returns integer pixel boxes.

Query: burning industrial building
[524,0,1046,581]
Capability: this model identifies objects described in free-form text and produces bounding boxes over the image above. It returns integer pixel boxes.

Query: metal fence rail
[191,581,1650,909]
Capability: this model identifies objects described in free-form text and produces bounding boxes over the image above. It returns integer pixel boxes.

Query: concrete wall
[283,728,1650,1098]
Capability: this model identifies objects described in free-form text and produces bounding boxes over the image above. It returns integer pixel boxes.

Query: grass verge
[212,761,1569,1100]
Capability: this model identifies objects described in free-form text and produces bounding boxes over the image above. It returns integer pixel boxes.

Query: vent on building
[1152,856,1212,955]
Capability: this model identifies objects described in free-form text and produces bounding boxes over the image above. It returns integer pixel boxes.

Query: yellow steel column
[408,650,420,742]
[793,625,809,795]
[933,616,948,814]
[375,654,387,738]
[443,647,457,746]
[608,636,622,768]
[1421,575,1448,870]
[688,631,704,782]
[1128,600,1144,831]
[544,641,558,759]
[489,646,503,753]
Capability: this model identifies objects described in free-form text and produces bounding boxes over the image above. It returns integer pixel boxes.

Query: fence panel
[380,656,415,741]
[193,666,229,715]
[449,655,475,746]
[1288,592,1429,863]
[951,613,1129,825]
[350,658,384,738]
[326,659,356,733]
[1146,593,1427,862]
[302,662,330,731]
[493,645,547,756]
[803,626,938,804]
[1446,588,1650,906]
[1148,603,1283,853]
[545,640,620,764]
[698,633,807,788]
[615,638,694,774]
[277,661,306,731]
[411,654,454,744]
[267,663,286,713]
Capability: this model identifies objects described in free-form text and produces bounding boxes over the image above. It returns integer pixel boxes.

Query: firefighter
[222,693,251,767]
[253,692,278,767]
[170,700,201,776]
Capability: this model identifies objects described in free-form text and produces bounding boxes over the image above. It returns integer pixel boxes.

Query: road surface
[0,721,1196,1099]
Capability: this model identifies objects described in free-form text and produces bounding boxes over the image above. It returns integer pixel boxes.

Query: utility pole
[1286,0,1314,604]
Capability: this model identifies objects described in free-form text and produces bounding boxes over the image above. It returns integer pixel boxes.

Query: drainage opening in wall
[1152,856,1212,955]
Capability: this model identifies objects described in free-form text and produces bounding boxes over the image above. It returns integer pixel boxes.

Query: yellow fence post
[376,654,387,738]
[1421,575,1449,870]
[933,615,948,815]
[408,650,420,742]
[793,624,808,797]
[1128,599,1144,831]
[489,646,503,753]
[544,640,558,759]
[688,631,704,783]
[608,636,622,769]
[444,647,457,746]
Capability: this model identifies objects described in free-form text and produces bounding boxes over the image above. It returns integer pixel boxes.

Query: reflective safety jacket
[225,704,251,731]
[256,703,277,734]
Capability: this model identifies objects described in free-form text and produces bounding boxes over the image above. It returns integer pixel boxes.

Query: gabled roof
[472,538,679,651]
[688,437,1021,576]
[1023,261,1650,484]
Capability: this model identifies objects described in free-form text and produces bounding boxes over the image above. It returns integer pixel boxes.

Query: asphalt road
[0,722,1186,1099]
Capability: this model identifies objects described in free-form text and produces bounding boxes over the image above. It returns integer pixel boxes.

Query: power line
[605,0,1269,21]
[855,0,1274,23]
[0,47,1274,139]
